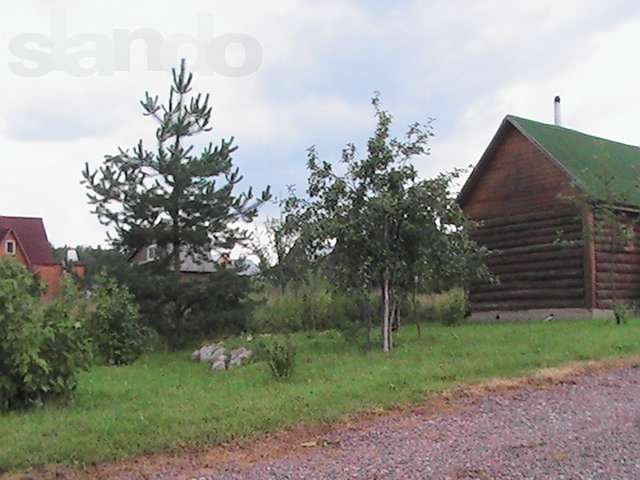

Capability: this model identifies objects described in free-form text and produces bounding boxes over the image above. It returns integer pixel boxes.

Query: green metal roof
[508,115,640,207]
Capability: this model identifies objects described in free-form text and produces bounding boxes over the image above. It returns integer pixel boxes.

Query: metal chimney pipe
[554,96,561,126]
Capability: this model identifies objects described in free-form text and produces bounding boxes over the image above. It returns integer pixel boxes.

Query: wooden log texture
[473,298,586,312]
[469,209,586,311]
[474,228,583,251]
[593,213,640,308]
[470,288,584,302]
[472,216,581,239]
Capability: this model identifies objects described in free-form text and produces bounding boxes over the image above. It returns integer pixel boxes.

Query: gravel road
[208,366,640,480]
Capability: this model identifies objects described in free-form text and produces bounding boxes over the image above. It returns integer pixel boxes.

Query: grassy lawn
[2,319,640,472]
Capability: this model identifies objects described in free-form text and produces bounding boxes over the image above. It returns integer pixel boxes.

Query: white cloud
[0,0,639,247]
[423,11,640,188]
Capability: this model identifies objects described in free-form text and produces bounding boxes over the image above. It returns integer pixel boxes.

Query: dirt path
[12,359,640,480]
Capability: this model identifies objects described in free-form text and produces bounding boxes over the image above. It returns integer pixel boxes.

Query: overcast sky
[2,0,640,248]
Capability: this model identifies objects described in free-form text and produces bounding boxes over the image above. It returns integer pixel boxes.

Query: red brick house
[0,216,65,301]
[459,113,640,320]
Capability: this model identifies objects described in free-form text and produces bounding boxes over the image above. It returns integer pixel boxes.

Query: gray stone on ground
[211,347,227,362]
[196,343,225,363]
[211,357,227,371]
[229,347,253,367]
[194,342,253,372]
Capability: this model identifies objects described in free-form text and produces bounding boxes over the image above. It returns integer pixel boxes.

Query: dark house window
[5,240,15,255]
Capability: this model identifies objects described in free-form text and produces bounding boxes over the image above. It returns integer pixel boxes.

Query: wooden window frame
[5,240,15,256]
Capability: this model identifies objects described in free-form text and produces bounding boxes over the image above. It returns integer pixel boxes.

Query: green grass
[2,319,640,472]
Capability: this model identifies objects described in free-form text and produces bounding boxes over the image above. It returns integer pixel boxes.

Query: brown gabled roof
[0,216,57,265]
[459,115,640,208]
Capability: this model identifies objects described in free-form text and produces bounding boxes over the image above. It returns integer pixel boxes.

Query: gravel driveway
[208,366,640,480]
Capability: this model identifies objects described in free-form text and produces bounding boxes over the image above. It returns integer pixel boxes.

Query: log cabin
[459,103,640,320]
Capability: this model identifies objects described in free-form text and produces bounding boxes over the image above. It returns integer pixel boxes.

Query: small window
[5,240,15,255]
[146,245,157,261]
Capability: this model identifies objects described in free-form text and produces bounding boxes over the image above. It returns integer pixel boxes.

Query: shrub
[440,289,468,326]
[613,301,632,325]
[250,285,361,334]
[336,317,362,345]
[90,274,146,365]
[411,289,469,326]
[40,278,92,395]
[127,267,255,349]
[264,337,296,380]
[0,259,44,410]
[0,259,91,410]
[250,294,305,333]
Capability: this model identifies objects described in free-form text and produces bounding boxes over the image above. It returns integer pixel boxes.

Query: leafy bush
[0,259,91,410]
[127,267,255,349]
[413,289,469,326]
[336,317,363,345]
[440,289,468,326]
[613,301,632,325]
[250,293,305,332]
[40,278,92,395]
[90,274,146,365]
[264,338,296,380]
[0,259,44,410]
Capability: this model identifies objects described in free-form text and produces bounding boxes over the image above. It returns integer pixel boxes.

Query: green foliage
[250,283,360,334]
[415,289,469,326]
[54,245,131,289]
[283,94,490,351]
[0,259,44,410]
[90,274,146,365]
[128,267,256,349]
[567,166,639,322]
[335,316,364,346]
[613,302,631,325]
[438,289,468,326]
[251,212,310,293]
[40,278,92,397]
[82,60,269,345]
[3,320,640,471]
[264,337,297,380]
[0,260,90,411]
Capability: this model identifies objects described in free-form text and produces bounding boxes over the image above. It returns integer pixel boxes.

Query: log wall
[469,210,586,311]
[594,212,640,309]
[462,125,580,219]
[461,124,589,313]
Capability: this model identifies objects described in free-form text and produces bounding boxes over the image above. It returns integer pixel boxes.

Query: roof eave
[457,116,513,207]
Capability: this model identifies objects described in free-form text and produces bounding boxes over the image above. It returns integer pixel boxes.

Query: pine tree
[83,60,270,345]
[84,59,270,268]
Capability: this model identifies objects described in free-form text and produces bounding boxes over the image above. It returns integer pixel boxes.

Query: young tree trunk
[382,273,391,352]
[389,299,396,350]
[413,281,421,337]
[607,219,621,325]
[361,295,372,351]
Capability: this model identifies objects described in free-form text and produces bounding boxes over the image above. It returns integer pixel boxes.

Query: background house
[0,216,64,300]
[459,110,640,320]
[131,244,218,277]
